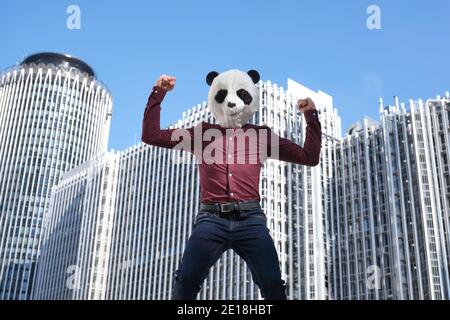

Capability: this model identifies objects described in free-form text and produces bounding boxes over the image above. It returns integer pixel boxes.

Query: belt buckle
[220,203,233,213]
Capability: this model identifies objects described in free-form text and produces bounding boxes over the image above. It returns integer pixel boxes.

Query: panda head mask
[206,69,260,128]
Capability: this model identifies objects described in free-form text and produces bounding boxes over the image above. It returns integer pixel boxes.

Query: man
[142,71,322,300]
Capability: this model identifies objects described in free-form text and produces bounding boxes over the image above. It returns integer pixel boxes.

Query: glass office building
[0,53,112,299]
[328,94,450,299]
[32,152,120,300]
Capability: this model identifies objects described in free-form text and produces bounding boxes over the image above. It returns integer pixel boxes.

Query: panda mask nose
[227,102,236,108]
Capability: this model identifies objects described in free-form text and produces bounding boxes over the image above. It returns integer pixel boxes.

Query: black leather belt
[200,200,261,214]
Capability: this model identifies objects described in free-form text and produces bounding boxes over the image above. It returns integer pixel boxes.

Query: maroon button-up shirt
[142,86,322,204]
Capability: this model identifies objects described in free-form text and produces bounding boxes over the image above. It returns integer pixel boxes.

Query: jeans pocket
[243,209,267,220]
[194,211,212,224]
[252,213,267,220]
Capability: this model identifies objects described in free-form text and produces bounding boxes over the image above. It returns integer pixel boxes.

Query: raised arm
[141,75,193,151]
[268,98,322,166]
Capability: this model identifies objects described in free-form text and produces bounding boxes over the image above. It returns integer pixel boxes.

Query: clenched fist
[297,98,316,113]
[156,74,176,91]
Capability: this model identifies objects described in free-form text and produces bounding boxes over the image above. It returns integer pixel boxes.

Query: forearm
[276,109,322,166]
[141,86,173,147]
[300,109,322,166]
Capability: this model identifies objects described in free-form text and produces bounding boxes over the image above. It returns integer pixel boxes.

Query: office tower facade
[0,53,112,299]
[34,79,340,300]
[32,152,120,300]
[285,80,341,299]
[328,94,450,299]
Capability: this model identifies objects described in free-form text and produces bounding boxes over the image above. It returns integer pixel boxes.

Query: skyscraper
[32,152,120,300]
[328,94,450,299]
[0,53,112,299]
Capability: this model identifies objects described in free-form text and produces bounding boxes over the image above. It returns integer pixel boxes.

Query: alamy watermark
[367,5,382,30]
[66,264,81,290]
[66,5,81,30]
[366,265,381,290]
[154,125,282,165]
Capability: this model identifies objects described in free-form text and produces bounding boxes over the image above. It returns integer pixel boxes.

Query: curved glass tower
[0,53,112,299]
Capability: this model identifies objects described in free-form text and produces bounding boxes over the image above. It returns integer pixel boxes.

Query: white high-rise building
[32,152,120,300]
[33,79,340,300]
[328,94,450,299]
[286,80,341,298]
[0,53,112,300]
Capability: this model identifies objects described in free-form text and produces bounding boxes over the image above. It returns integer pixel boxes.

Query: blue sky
[1,0,449,151]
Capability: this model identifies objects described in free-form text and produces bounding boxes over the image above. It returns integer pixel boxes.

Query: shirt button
[228,155,232,158]
[229,173,232,177]
[229,137,233,141]
[231,193,234,196]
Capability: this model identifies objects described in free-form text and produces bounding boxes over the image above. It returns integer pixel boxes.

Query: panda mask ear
[207,70,260,85]
[247,70,260,84]
[206,71,219,86]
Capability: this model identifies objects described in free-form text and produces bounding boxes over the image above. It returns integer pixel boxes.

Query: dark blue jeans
[171,207,287,300]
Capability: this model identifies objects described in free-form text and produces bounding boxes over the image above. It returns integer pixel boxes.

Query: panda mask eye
[236,89,253,105]
[215,89,228,103]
